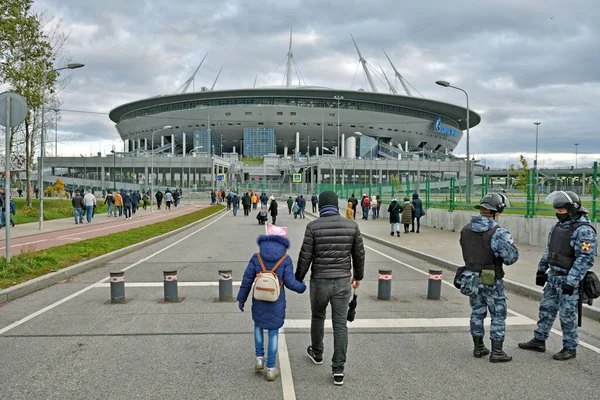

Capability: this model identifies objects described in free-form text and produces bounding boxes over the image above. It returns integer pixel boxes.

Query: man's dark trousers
[310,277,352,373]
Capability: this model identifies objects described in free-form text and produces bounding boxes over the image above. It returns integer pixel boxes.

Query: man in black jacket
[295,190,365,386]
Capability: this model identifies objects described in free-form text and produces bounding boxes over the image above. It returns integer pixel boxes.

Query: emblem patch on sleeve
[581,242,591,253]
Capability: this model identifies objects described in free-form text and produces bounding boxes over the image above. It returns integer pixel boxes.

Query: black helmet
[474,192,509,213]
[545,191,588,216]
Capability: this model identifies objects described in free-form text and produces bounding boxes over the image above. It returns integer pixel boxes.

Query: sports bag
[252,253,287,302]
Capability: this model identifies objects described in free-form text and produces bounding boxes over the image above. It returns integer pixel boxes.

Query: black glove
[562,282,575,296]
[535,271,548,287]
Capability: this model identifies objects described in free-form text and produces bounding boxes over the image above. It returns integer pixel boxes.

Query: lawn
[0,204,224,289]
[11,198,109,224]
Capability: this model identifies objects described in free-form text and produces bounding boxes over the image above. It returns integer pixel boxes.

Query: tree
[1,0,56,207]
[509,154,529,193]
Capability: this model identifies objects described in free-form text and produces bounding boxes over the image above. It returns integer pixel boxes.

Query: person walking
[232,191,240,216]
[123,191,133,220]
[105,191,115,217]
[345,201,354,219]
[376,195,381,220]
[457,193,519,363]
[298,195,306,219]
[72,190,84,224]
[251,192,259,210]
[388,196,401,236]
[286,196,293,214]
[142,192,149,210]
[114,191,123,217]
[165,190,173,209]
[518,191,597,361]
[131,191,139,215]
[226,192,232,211]
[411,193,424,233]
[311,193,318,213]
[370,195,378,220]
[401,196,414,233]
[348,194,358,220]
[243,193,252,216]
[155,190,163,210]
[295,190,365,386]
[361,194,370,220]
[236,224,306,381]
[83,189,97,223]
[268,196,278,225]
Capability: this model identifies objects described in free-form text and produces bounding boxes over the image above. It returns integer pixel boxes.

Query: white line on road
[284,316,534,329]
[364,244,600,355]
[278,330,296,400]
[0,210,228,336]
[0,239,49,250]
[92,281,241,288]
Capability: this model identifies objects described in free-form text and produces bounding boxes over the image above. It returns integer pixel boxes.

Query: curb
[361,232,600,322]
[0,207,226,304]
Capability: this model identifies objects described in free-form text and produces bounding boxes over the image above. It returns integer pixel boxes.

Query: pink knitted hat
[267,223,288,236]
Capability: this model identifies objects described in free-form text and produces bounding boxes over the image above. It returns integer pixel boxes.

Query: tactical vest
[547,222,595,270]
[460,224,504,280]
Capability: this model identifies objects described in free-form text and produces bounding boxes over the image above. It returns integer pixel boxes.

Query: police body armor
[460,224,504,281]
[547,222,593,271]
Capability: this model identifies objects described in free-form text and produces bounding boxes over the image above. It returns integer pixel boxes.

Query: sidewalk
[0,201,210,254]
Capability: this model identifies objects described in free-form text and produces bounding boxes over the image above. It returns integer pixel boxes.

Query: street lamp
[575,143,580,169]
[188,146,203,205]
[151,125,173,212]
[110,145,117,191]
[534,122,541,194]
[39,62,85,230]
[334,95,344,158]
[435,80,471,207]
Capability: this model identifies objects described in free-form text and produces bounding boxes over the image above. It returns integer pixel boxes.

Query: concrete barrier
[0,208,226,304]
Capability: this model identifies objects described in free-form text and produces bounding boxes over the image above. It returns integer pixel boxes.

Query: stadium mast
[382,49,413,96]
[351,34,378,93]
[284,28,294,88]
[210,66,223,91]
[172,53,208,94]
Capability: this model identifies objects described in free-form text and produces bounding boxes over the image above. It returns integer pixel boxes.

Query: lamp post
[39,63,84,230]
[435,80,470,207]
[575,143,579,169]
[151,125,173,212]
[334,95,344,158]
[534,122,541,193]
[188,146,203,205]
[110,145,117,191]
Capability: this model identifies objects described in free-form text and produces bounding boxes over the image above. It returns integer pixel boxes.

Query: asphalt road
[1,206,599,399]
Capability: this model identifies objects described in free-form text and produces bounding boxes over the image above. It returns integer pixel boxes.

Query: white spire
[382,48,413,96]
[284,28,293,88]
[210,66,223,91]
[351,34,377,93]
[173,53,208,94]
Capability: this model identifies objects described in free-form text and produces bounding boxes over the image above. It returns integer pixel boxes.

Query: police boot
[472,336,490,358]
[517,338,546,352]
[552,348,576,361]
[489,340,512,363]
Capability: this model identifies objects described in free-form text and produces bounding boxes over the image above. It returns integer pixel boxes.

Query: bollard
[218,269,234,302]
[163,270,183,303]
[377,269,392,300]
[109,271,126,304]
[427,269,443,300]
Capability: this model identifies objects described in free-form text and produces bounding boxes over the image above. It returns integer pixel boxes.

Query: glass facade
[193,129,222,156]
[359,136,378,158]
[243,128,275,158]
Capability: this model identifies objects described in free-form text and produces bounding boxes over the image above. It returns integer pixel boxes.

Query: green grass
[0,204,224,289]
[12,198,108,224]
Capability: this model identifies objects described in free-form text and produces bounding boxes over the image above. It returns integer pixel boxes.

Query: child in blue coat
[237,224,306,381]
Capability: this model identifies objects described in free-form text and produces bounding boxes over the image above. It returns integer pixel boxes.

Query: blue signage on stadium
[435,116,458,136]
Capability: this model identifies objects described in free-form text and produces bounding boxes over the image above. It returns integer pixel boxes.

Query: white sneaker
[254,356,265,371]
[265,367,279,381]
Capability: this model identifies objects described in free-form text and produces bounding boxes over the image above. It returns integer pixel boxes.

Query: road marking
[0,209,228,336]
[284,316,534,329]
[364,244,600,355]
[93,281,241,288]
[0,239,49,250]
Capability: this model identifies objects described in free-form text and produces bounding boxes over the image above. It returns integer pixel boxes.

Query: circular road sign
[0,92,28,127]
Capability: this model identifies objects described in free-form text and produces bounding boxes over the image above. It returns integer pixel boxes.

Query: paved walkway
[0,202,209,254]
[330,209,549,291]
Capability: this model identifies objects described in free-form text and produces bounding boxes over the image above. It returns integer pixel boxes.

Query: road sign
[216,174,227,183]
[0,92,28,127]
[292,173,302,183]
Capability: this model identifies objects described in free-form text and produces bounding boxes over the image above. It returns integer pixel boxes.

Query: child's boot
[255,356,265,371]
[266,367,279,381]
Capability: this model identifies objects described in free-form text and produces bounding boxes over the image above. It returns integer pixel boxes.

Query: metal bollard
[218,269,234,302]
[163,270,183,303]
[427,269,443,300]
[377,269,392,300]
[109,271,126,304]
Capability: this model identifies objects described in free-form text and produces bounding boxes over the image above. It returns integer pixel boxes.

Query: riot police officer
[518,191,597,360]
[458,193,519,362]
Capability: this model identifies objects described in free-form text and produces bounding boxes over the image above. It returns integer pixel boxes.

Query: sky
[17,0,600,168]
